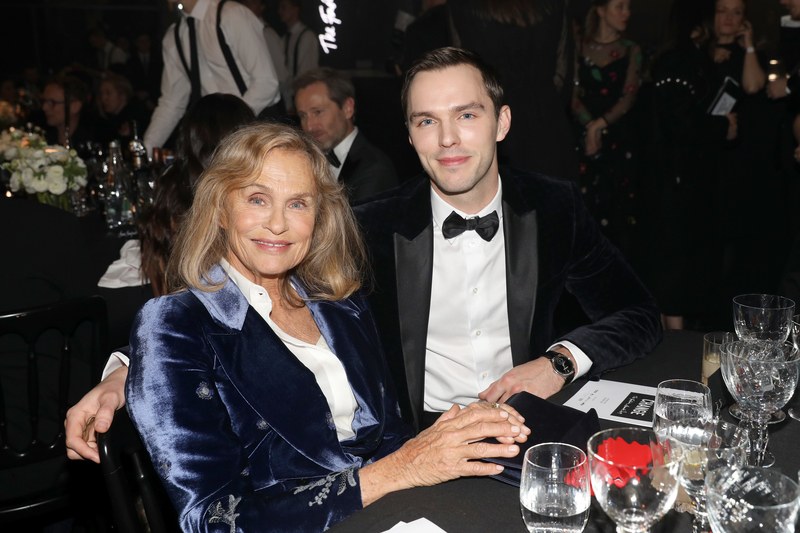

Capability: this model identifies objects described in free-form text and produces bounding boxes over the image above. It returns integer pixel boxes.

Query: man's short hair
[401,47,504,120]
[293,67,355,109]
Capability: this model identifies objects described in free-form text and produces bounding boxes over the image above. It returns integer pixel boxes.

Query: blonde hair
[166,122,366,305]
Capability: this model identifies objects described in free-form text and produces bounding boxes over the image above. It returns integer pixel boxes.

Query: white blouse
[221,260,357,441]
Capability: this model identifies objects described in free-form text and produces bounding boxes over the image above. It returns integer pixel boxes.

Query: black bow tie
[441,210,499,241]
[325,150,341,168]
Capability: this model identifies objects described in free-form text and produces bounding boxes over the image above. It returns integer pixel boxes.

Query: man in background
[143,0,280,152]
[294,68,399,202]
[278,0,318,113]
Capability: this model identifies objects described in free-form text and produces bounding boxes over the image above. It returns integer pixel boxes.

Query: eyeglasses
[41,99,65,107]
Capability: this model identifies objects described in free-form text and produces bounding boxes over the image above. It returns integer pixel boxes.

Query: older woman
[126,122,528,532]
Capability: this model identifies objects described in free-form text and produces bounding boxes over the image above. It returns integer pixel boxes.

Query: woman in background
[572,0,642,259]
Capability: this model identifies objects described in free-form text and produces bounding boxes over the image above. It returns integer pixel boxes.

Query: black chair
[97,408,178,533]
[0,296,108,525]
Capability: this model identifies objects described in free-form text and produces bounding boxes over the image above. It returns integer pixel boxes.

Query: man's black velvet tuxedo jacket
[354,167,662,430]
[339,131,399,203]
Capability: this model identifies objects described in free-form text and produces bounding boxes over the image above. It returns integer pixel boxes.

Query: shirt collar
[430,177,503,231]
[220,258,274,314]
[332,126,358,166]
[183,0,210,20]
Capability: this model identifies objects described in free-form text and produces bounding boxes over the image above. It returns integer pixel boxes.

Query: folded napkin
[383,518,447,533]
[482,392,600,486]
[97,239,148,288]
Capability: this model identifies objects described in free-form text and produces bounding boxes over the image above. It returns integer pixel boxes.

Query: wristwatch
[543,350,575,382]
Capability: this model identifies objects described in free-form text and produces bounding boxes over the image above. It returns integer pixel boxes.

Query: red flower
[595,437,652,488]
[565,467,593,496]
[600,88,609,96]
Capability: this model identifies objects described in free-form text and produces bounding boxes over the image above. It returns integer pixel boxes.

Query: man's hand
[65,366,129,463]
[479,353,571,404]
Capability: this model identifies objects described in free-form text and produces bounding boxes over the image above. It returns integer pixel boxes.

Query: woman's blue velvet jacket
[126,266,411,532]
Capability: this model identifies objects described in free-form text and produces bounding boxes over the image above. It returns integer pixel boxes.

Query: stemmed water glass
[707,466,800,533]
[720,339,800,466]
[660,418,748,532]
[519,442,591,533]
[729,294,795,423]
[587,427,682,533]
[653,379,713,442]
[789,314,800,421]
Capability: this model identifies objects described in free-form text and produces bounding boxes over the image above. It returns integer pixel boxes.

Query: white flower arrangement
[1,127,88,211]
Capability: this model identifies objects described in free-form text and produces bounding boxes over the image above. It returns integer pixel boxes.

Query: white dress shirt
[144,0,280,151]
[423,181,592,411]
[281,21,319,111]
[104,259,357,442]
[330,127,358,179]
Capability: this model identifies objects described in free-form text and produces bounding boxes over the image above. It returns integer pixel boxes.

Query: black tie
[326,151,341,168]
[441,211,499,241]
[187,16,202,106]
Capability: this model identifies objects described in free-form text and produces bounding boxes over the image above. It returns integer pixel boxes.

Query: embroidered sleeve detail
[292,468,357,507]
[205,494,242,533]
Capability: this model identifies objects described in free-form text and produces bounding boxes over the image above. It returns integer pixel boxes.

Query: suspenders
[173,0,248,97]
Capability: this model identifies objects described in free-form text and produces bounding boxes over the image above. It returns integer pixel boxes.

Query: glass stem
[743,416,770,467]
[691,508,710,533]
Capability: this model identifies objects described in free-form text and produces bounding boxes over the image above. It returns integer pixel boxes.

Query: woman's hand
[726,112,738,141]
[359,403,529,505]
[737,20,754,49]
[584,118,606,156]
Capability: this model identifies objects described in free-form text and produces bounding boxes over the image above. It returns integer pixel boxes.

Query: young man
[143,0,280,152]
[354,47,661,430]
[65,48,660,461]
[294,68,399,202]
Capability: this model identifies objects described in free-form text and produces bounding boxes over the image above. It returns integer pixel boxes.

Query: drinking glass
[662,418,748,532]
[588,427,682,533]
[702,332,734,386]
[789,314,800,421]
[519,442,591,533]
[732,294,795,342]
[707,466,800,533]
[729,294,794,423]
[720,340,800,466]
[653,379,713,441]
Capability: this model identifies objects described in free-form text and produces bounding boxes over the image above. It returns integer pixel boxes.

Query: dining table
[329,329,800,533]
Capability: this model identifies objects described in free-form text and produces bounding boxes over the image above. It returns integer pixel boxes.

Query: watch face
[552,355,574,376]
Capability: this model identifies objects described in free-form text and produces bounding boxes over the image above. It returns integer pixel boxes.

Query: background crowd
[2,0,799,334]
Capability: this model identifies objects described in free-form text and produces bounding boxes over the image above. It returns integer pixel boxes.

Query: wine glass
[720,340,800,466]
[519,442,591,533]
[732,294,795,342]
[661,418,748,533]
[587,427,682,533]
[789,314,800,422]
[729,294,795,423]
[707,466,800,533]
[653,379,713,441]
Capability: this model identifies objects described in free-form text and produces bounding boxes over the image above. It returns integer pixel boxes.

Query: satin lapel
[208,306,351,473]
[393,223,433,429]
[503,198,538,366]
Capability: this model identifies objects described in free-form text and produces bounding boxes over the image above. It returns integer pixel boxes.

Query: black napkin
[481,392,600,487]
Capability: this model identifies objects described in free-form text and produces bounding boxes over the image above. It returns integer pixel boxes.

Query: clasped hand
[393,402,530,486]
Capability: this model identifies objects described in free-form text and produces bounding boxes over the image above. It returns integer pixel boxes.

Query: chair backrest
[0,295,108,519]
[97,408,179,533]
